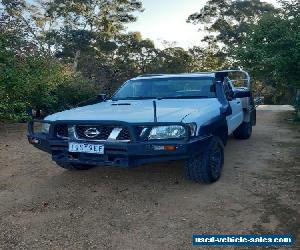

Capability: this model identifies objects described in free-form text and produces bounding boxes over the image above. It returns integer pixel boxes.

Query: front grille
[75,125,113,140]
[116,128,131,140]
[55,124,68,138]
[75,125,131,141]
[54,124,132,141]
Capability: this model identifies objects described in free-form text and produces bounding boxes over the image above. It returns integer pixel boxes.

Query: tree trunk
[73,50,81,72]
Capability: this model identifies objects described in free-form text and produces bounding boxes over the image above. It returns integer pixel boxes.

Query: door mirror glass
[77,93,107,107]
[97,93,107,102]
[233,89,251,98]
[27,108,44,119]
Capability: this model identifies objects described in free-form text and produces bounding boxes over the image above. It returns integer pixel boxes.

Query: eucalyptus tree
[187,0,276,52]
[236,0,300,105]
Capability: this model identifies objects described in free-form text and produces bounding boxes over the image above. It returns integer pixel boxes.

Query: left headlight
[148,125,187,140]
[41,123,50,134]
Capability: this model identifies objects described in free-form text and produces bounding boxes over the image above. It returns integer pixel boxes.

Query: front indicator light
[153,145,177,151]
[41,123,50,134]
[164,145,177,151]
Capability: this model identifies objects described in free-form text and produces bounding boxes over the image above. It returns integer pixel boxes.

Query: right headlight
[148,125,187,140]
[41,123,50,134]
[33,121,50,134]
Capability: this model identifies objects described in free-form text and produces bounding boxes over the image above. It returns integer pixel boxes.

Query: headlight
[41,123,50,134]
[148,125,187,140]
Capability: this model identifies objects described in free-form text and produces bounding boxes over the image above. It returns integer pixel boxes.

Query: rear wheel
[233,121,252,139]
[185,136,224,183]
[55,162,95,170]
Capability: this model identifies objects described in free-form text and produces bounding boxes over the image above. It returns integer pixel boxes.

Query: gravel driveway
[0,110,299,249]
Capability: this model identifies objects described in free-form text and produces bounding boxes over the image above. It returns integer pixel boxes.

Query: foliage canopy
[0,0,299,121]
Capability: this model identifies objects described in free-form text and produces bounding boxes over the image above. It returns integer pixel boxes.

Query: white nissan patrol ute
[28,70,256,183]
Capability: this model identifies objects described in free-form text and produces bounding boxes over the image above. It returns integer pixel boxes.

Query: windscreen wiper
[158,96,209,99]
[112,96,209,101]
[112,97,157,101]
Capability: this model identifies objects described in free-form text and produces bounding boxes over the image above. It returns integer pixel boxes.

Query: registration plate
[68,142,104,154]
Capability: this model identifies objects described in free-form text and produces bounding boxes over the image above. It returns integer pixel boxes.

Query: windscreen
[112,77,215,100]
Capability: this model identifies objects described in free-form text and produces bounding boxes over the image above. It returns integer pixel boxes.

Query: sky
[126,0,280,49]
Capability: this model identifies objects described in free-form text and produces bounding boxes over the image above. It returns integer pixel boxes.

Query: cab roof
[134,73,215,80]
[133,70,251,89]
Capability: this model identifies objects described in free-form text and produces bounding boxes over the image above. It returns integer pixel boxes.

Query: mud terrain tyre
[185,136,224,183]
[56,162,95,170]
[233,121,252,139]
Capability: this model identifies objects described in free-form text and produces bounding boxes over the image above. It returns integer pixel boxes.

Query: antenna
[153,100,157,123]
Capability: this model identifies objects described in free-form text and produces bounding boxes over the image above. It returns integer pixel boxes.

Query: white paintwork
[134,73,215,80]
[227,98,244,134]
[225,80,245,134]
[45,72,249,136]
[45,98,222,132]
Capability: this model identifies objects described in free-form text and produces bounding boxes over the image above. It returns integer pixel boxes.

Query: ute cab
[28,70,256,183]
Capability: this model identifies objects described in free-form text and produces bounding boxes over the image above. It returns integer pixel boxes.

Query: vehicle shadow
[48,160,189,189]
[27,159,211,218]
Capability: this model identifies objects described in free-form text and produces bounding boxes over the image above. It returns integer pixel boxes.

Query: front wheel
[55,162,95,170]
[185,136,224,183]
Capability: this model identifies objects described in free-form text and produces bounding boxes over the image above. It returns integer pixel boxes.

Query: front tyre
[185,136,224,183]
[55,162,95,170]
[233,121,252,139]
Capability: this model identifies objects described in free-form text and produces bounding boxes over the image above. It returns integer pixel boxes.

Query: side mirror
[97,93,107,102]
[27,108,44,119]
[233,89,251,98]
[77,93,107,107]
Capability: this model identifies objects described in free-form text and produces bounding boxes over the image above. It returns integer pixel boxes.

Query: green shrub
[0,50,98,122]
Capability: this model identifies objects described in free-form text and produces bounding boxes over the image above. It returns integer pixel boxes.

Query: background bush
[0,50,98,121]
[0,0,299,122]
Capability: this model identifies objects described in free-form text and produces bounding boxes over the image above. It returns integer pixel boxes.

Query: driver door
[224,80,243,134]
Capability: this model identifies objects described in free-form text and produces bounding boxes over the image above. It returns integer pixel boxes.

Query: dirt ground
[0,110,299,250]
